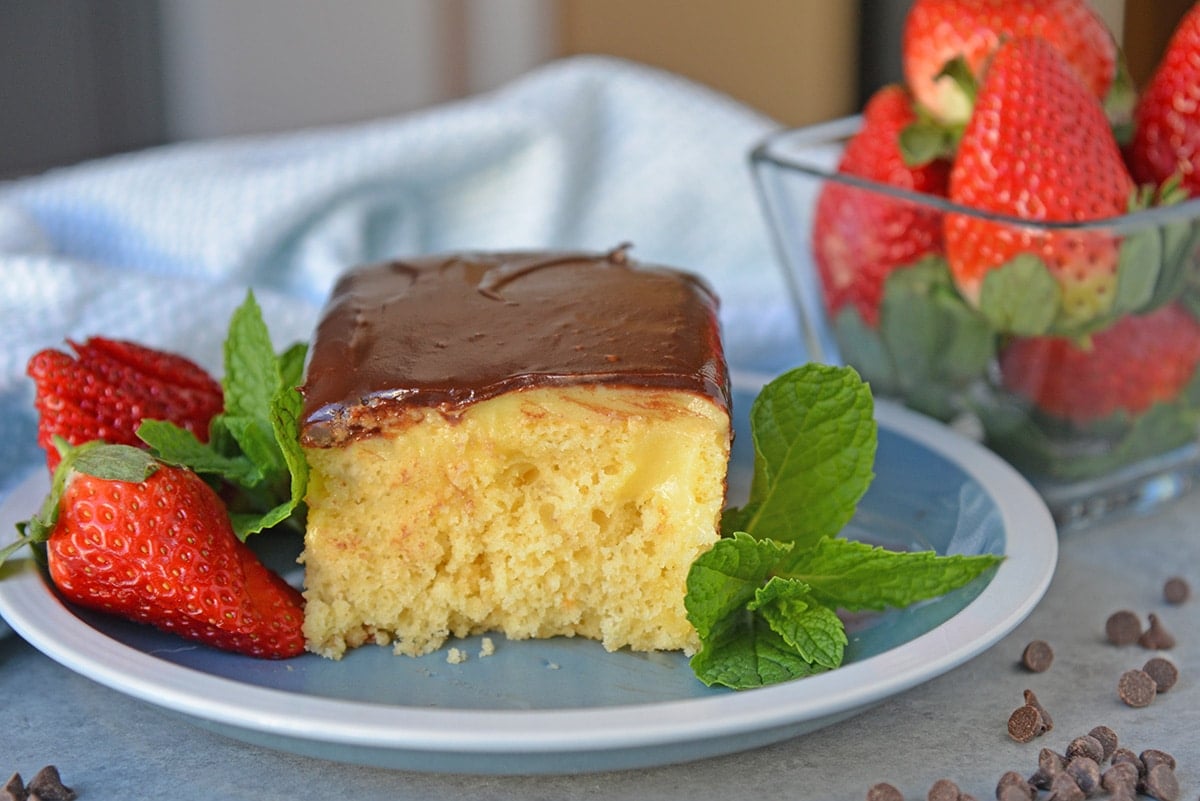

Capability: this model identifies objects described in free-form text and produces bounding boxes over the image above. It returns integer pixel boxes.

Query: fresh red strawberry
[998,303,1200,424]
[7,443,305,658]
[945,37,1134,325]
[811,84,950,327]
[902,0,1117,125]
[1128,2,1200,193]
[28,337,223,473]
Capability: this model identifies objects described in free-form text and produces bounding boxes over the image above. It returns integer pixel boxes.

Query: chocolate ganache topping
[299,246,730,446]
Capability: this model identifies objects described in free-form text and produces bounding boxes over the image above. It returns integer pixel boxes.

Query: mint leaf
[137,419,261,485]
[265,378,309,530]
[132,290,309,540]
[780,536,1002,611]
[278,341,308,390]
[724,364,875,547]
[750,577,846,669]
[684,532,791,640]
[216,294,309,539]
[221,415,286,481]
[689,609,828,689]
[224,292,280,421]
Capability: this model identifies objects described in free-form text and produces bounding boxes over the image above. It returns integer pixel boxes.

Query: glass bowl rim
[749,115,1200,233]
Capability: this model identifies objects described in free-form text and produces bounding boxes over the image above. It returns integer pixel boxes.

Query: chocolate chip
[1139,749,1177,772]
[1109,786,1138,801]
[1102,761,1140,792]
[1065,756,1100,796]
[1110,748,1145,778]
[1117,669,1157,707]
[996,771,1035,801]
[1046,771,1084,801]
[1142,657,1179,692]
[1162,576,1190,605]
[1138,613,1176,650]
[1022,689,1053,732]
[1007,705,1045,743]
[1105,610,1143,645]
[25,767,74,801]
[997,785,1034,801]
[927,779,960,801]
[1030,749,1067,790]
[2,773,25,801]
[1019,639,1054,672]
[867,782,905,801]
[1142,763,1180,801]
[1065,735,1104,763]
[1086,725,1118,761]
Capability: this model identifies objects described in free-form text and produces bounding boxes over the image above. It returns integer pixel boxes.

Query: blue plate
[0,376,1056,774]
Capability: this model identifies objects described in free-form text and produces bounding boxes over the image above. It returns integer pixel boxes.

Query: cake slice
[298,247,731,658]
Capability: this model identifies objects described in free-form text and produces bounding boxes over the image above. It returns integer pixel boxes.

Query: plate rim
[0,391,1057,759]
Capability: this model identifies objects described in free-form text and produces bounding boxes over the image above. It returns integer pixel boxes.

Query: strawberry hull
[751,118,1200,529]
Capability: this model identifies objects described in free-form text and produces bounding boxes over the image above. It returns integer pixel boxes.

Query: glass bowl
[750,117,1200,530]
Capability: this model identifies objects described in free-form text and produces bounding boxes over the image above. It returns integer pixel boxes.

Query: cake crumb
[446,647,468,664]
[479,637,495,658]
[545,661,560,670]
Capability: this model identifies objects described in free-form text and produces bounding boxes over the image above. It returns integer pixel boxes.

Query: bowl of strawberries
[752,0,1200,528]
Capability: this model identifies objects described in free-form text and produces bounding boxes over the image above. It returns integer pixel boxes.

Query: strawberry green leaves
[686,365,1002,690]
[978,255,1062,336]
[138,292,309,540]
[898,58,975,166]
[832,258,996,422]
[2,440,161,566]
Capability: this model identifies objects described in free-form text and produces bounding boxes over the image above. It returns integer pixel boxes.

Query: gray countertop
[2,483,1197,800]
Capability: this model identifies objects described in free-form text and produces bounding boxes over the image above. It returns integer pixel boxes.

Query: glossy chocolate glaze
[300,247,730,446]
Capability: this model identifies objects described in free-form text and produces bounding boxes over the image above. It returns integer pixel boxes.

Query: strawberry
[28,337,224,473]
[1128,2,1200,193]
[902,0,1117,125]
[4,442,305,659]
[945,37,1134,326]
[998,303,1200,424]
[811,84,950,327]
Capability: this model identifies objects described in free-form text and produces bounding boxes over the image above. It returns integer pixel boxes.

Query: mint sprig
[686,365,1003,690]
[138,291,309,540]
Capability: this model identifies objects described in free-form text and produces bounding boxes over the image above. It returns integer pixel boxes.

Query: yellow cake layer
[301,384,731,659]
